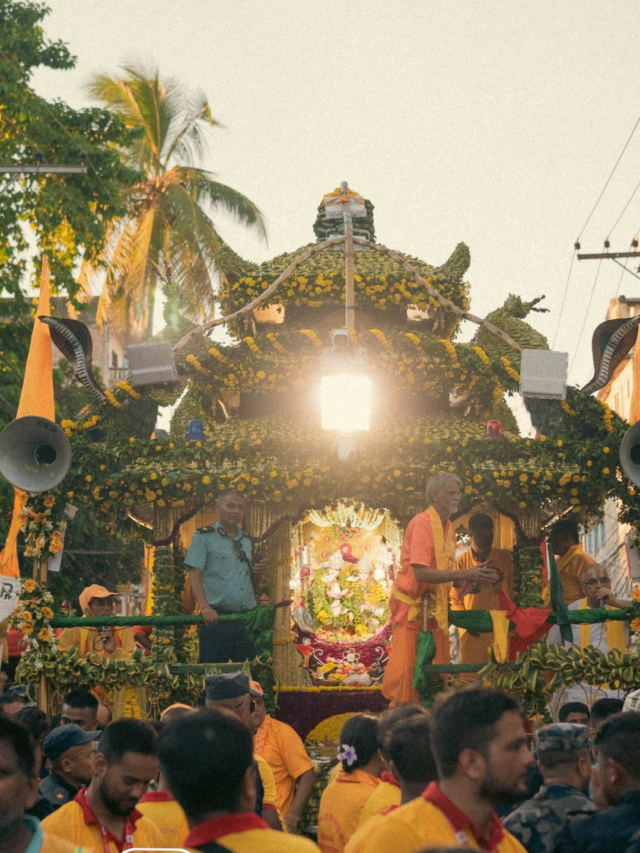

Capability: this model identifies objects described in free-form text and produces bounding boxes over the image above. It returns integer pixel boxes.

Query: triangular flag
[0,256,55,577]
[546,539,573,643]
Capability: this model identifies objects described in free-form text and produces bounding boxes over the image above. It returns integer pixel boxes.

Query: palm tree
[87,66,266,340]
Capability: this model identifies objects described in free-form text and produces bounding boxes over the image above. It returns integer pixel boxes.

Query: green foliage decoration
[480,640,640,720]
[512,542,544,608]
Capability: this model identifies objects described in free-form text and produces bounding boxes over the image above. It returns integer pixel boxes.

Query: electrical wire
[576,113,640,242]
[0,109,99,235]
[607,177,640,241]
[551,248,577,349]
[0,47,116,205]
[568,256,603,377]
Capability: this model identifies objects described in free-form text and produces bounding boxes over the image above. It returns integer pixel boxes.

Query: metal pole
[0,165,88,174]
[33,557,49,712]
[341,181,356,332]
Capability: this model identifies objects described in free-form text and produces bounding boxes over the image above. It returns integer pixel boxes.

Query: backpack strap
[195,843,232,853]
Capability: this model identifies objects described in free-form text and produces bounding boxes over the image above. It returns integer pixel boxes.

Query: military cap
[205,672,250,701]
[535,723,590,753]
[44,723,100,761]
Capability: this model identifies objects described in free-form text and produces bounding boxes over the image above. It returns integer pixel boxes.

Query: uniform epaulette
[195,523,217,533]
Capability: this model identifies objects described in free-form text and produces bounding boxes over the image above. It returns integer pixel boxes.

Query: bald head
[580,563,612,608]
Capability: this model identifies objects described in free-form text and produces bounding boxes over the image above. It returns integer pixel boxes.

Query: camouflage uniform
[503,783,594,853]
[503,723,594,853]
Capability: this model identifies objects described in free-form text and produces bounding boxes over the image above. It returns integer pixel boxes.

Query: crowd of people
[3,676,640,853]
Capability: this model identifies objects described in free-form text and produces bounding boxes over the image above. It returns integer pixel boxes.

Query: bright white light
[320,374,372,432]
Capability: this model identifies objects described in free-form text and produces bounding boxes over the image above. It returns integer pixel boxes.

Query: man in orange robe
[450,513,514,665]
[382,474,500,706]
[542,519,595,606]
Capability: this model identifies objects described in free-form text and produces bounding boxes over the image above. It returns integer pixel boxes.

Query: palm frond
[180,167,267,242]
[164,89,223,167]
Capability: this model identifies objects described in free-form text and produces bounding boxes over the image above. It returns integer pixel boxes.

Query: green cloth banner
[547,543,573,643]
[447,606,634,633]
[412,630,437,694]
[50,605,277,657]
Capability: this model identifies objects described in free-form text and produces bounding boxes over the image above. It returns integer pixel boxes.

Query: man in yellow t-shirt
[543,520,596,606]
[43,718,163,852]
[205,671,285,830]
[348,713,438,852]
[158,707,320,853]
[252,680,314,832]
[354,686,532,853]
[358,704,429,826]
[0,715,88,853]
[137,703,194,846]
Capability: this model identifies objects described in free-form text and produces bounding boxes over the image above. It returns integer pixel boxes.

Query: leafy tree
[87,66,267,340]
[0,0,139,303]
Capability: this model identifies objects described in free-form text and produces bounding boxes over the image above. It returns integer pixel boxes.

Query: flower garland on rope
[20,494,68,558]
[12,580,56,682]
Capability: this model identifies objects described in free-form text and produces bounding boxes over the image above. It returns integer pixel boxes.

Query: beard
[98,777,139,818]
[479,769,529,807]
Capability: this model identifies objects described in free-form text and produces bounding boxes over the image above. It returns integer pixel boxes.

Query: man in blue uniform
[185,490,266,663]
[503,723,593,853]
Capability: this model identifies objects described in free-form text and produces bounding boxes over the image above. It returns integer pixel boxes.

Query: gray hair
[425,473,463,505]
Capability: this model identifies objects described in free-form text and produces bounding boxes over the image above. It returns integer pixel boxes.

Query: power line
[607,176,640,241]
[577,113,640,242]
[0,47,116,206]
[568,256,603,377]
[551,248,576,349]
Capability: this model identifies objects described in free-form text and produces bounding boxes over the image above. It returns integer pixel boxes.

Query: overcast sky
[30,1,640,389]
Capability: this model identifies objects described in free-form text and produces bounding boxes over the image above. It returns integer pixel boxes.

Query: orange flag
[0,256,55,577]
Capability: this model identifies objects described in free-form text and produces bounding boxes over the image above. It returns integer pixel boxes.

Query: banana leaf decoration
[39,316,108,404]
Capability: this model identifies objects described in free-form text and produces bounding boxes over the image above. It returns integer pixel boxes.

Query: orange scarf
[426,506,456,633]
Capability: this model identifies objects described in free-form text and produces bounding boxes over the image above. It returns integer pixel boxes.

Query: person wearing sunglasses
[548,563,631,710]
[185,490,268,663]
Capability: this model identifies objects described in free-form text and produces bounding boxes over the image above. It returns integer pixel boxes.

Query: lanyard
[100,823,134,853]
[83,790,134,853]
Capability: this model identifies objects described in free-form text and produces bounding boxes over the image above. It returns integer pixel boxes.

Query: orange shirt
[184,812,320,853]
[353,782,527,853]
[451,547,515,664]
[254,716,314,817]
[57,622,137,660]
[390,509,456,631]
[23,815,90,853]
[318,769,380,853]
[542,544,596,606]
[138,790,188,847]
[357,778,400,826]
[42,789,164,853]
[256,753,286,829]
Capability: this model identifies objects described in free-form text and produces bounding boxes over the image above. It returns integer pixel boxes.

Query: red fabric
[74,787,142,851]
[497,589,552,658]
[139,790,174,803]
[7,629,25,657]
[185,813,268,846]
[422,782,504,851]
[380,771,401,788]
[296,624,391,668]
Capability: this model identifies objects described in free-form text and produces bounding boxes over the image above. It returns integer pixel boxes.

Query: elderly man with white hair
[382,472,499,706]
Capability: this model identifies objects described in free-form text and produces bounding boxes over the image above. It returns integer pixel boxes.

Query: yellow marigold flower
[24,579,36,593]
[603,447,610,454]
[38,628,52,641]
[603,468,610,475]
[85,475,92,483]
[202,476,211,485]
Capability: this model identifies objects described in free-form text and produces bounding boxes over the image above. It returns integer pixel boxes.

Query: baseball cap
[205,672,250,701]
[78,585,117,614]
[44,723,101,761]
[249,680,264,698]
